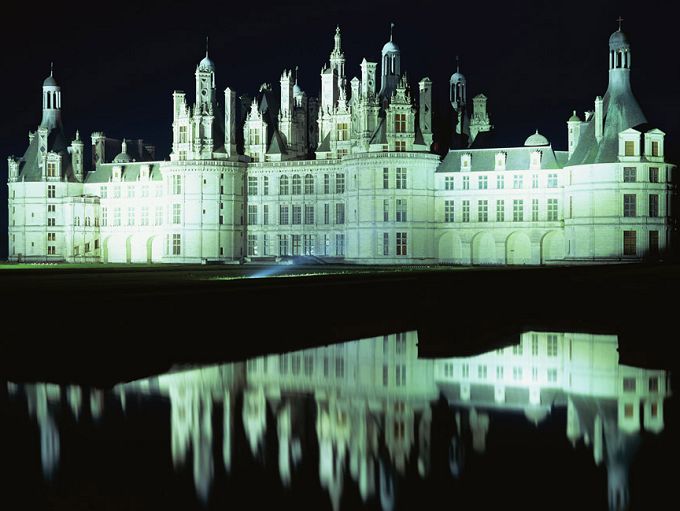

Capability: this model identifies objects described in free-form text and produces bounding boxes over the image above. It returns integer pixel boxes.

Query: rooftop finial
[617,16,623,31]
[295,65,299,85]
[390,22,395,41]
[206,35,209,56]
[75,130,80,141]
[456,55,460,73]
[50,61,53,77]
[122,138,127,153]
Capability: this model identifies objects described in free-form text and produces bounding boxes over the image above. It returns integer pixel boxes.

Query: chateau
[7,24,675,264]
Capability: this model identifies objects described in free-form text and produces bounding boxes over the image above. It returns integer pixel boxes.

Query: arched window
[292,174,302,195]
[279,175,289,195]
[304,174,314,194]
[46,93,51,109]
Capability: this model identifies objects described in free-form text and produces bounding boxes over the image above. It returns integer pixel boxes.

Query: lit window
[624,403,634,418]
[47,162,57,178]
[651,141,659,157]
[337,122,349,141]
[625,140,635,156]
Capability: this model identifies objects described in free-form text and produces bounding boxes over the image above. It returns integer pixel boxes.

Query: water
[1,331,674,510]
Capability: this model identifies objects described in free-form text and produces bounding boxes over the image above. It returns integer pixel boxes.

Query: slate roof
[437,145,563,173]
[84,162,163,183]
[567,70,647,166]
[15,126,76,182]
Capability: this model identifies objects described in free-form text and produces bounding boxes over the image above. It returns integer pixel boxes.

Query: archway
[471,232,497,265]
[437,232,463,263]
[506,231,532,265]
[541,231,566,264]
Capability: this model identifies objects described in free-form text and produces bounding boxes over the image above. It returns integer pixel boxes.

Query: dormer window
[530,150,542,170]
[619,129,642,159]
[644,129,665,161]
[495,152,506,171]
[112,166,122,182]
[461,153,471,171]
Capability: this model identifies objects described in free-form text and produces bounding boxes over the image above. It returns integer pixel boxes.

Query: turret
[567,110,581,158]
[418,77,433,148]
[71,130,84,181]
[379,23,401,102]
[224,87,238,159]
[40,63,62,131]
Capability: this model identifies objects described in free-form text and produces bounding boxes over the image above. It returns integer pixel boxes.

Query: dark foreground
[1,262,678,386]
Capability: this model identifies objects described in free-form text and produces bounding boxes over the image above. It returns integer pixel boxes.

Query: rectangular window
[649,376,659,392]
[279,205,289,225]
[303,234,314,255]
[547,199,558,221]
[114,208,121,226]
[292,175,302,195]
[48,185,56,198]
[496,366,504,380]
[513,367,523,381]
[547,335,558,356]
[337,122,349,141]
[280,176,289,195]
[496,200,505,222]
[248,176,258,196]
[649,194,659,217]
[263,205,269,225]
[624,230,637,254]
[172,234,181,255]
[513,175,523,189]
[462,364,469,379]
[478,365,487,379]
[623,167,636,182]
[532,174,539,189]
[100,186,108,199]
[336,357,344,378]
[532,199,539,221]
[462,200,470,222]
[395,140,406,152]
[383,233,389,256]
[395,113,406,133]
[279,234,289,256]
[263,176,269,195]
[383,199,389,222]
[47,162,57,178]
[141,207,149,226]
[128,207,135,226]
[531,334,539,356]
[127,186,134,199]
[547,174,558,188]
[513,343,523,356]
[478,200,488,222]
[168,203,179,225]
[155,207,163,226]
[47,218,55,227]
[396,199,407,222]
[263,234,269,255]
[324,174,330,194]
[547,369,558,383]
[396,232,407,256]
[113,186,121,198]
[335,203,345,224]
[497,174,504,189]
[335,173,345,194]
[47,232,56,242]
[335,233,345,256]
[247,234,257,256]
[324,204,330,224]
[445,176,454,190]
[513,199,524,221]
[623,194,636,217]
[179,125,187,143]
[463,176,469,190]
[383,168,389,189]
[649,230,659,255]
[625,140,635,156]
[396,168,407,189]
[445,200,455,222]
[291,234,301,255]
[248,204,258,225]
[623,377,636,392]
[292,205,302,225]
[172,175,182,195]
[478,175,488,190]
[304,205,315,224]
[652,141,659,157]
[649,167,659,183]
[141,185,149,198]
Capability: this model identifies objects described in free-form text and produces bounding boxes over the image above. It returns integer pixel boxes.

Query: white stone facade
[6,25,675,264]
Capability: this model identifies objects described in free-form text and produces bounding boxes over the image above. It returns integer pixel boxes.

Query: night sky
[1,0,678,258]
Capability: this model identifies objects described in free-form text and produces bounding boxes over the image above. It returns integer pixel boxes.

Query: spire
[390,22,395,41]
[206,35,209,57]
[50,61,53,77]
[75,130,80,141]
[295,65,299,85]
[617,16,623,31]
[333,25,341,53]
[122,138,127,154]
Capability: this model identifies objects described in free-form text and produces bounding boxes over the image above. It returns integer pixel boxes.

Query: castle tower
[71,130,84,181]
[449,58,470,145]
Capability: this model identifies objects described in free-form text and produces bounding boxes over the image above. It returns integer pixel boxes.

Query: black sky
[1,0,678,257]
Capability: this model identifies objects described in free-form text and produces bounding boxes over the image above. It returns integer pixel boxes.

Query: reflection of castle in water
[6,332,671,510]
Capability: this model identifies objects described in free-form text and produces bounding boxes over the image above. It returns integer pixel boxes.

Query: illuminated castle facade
[7,24,675,264]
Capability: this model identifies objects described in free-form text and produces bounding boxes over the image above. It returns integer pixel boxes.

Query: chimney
[595,96,604,143]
